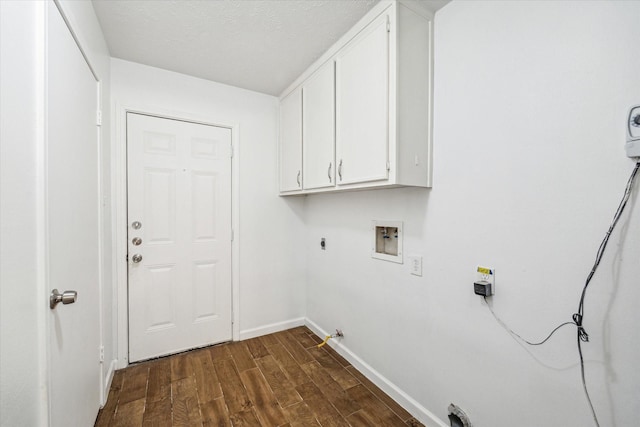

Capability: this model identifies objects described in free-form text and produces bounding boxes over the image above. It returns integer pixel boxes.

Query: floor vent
[448,403,472,427]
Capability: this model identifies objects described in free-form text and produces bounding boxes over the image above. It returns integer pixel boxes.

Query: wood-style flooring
[95,326,424,427]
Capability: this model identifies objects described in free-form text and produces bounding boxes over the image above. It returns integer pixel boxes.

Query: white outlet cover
[409,255,423,276]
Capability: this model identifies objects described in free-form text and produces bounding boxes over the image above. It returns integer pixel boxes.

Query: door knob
[131,221,142,230]
[132,237,142,246]
[50,289,78,309]
[131,254,143,263]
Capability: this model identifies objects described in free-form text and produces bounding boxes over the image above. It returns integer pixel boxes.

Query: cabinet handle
[338,159,343,181]
[296,170,301,187]
[328,162,332,183]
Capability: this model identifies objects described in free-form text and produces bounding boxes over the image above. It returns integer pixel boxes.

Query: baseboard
[239,317,306,341]
[102,359,118,406]
[305,318,448,427]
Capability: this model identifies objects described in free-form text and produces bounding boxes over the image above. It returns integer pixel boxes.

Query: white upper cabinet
[336,12,390,186]
[303,61,335,190]
[279,0,433,195]
[279,87,303,193]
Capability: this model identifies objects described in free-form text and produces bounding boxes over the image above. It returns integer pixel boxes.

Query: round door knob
[132,237,142,246]
[50,289,78,309]
[132,254,143,263]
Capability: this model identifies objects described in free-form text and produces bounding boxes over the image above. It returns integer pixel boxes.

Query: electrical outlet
[409,255,422,276]
[475,265,495,294]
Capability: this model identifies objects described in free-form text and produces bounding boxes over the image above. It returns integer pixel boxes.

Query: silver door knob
[131,254,143,263]
[132,237,142,246]
[50,289,78,309]
[131,221,142,230]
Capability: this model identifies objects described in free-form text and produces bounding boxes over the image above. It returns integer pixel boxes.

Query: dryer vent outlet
[448,403,472,427]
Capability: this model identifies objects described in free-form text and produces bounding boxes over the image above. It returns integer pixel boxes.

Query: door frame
[113,103,240,369]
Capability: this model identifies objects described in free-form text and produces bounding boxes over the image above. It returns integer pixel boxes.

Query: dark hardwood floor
[95,326,424,427]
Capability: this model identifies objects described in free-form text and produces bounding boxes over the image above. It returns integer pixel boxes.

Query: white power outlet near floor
[409,255,423,276]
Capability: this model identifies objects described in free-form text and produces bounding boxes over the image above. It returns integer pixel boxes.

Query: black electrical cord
[572,161,640,427]
[483,162,640,427]
[483,296,575,345]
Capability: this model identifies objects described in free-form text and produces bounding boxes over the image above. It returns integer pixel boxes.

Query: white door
[336,12,390,185]
[279,87,303,192]
[47,3,102,426]
[303,61,335,190]
[127,113,232,362]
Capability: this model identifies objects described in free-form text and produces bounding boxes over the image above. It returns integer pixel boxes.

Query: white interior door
[47,3,102,426]
[127,113,232,362]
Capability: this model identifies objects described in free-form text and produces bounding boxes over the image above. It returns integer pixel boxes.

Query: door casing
[113,104,240,369]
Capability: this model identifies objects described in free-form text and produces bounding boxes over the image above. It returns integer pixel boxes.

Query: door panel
[127,113,232,362]
[47,3,101,426]
[146,265,176,330]
[303,61,336,190]
[145,168,176,243]
[279,88,303,192]
[192,172,217,239]
[336,13,389,185]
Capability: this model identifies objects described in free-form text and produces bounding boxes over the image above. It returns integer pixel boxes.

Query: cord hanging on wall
[481,161,640,427]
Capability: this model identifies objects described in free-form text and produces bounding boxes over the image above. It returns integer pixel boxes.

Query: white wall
[306,1,640,426]
[0,0,111,423]
[0,2,45,425]
[110,59,307,342]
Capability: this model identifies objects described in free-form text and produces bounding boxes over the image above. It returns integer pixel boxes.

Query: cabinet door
[336,12,389,185]
[303,61,335,190]
[279,87,303,192]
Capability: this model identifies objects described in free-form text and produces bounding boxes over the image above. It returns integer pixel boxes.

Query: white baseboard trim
[102,359,118,406]
[239,317,306,341]
[305,318,448,427]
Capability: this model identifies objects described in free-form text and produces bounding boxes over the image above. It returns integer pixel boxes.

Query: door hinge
[386,16,390,33]
[99,346,104,363]
[230,143,234,158]
[125,253,129,262]
[96,110,102,126]
[386,161,391,171]
[231,229,234,242]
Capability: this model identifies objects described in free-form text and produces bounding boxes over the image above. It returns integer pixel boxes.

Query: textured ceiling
[92,0,384,95]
